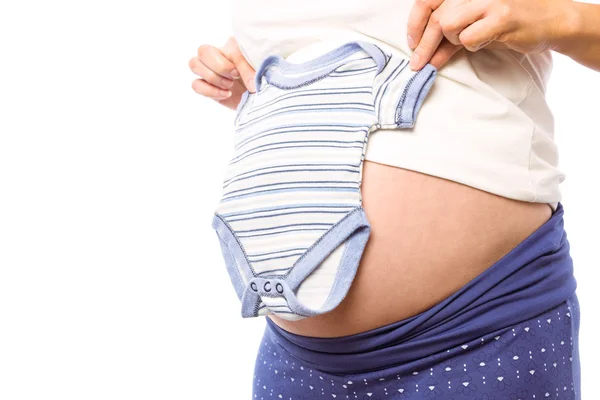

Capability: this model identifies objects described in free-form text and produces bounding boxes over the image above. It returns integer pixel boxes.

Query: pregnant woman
[190,0,599,398]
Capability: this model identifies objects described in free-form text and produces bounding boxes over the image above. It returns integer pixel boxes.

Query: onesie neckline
[253,41,389,92]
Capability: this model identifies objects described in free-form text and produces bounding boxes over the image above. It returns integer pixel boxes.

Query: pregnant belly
[269,160,553,337]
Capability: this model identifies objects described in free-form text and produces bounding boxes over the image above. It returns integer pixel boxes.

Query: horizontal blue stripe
[221,186,359,202]
[247,247,309,258]
[331,64,378,73]
[228,209,349,223]
[230,139,365,164]
[220,203,356,218]
[257,267,293,276]
[236,222,333,234]
[237,227,329,238]
[258,304,291,310]
[223,163,360,186]
[236,126,368,151]
[260,310,297,314]
[237,107,375,130]
[229,143,365,165]
[223,168,360,190]
[225,163,359,182]
[248,88,373,115]
[238,122,368,135]
[237,122,368,144]
[224,180,358,197]
[256,270,288,277]
[241,103,374,127]
[329,65,378,75]
[259,102,374,115]
[249,252,305,263]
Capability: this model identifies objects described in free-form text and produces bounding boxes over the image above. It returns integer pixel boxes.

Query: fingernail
[407,35,415,50]
[246,77,256,92]
[219,90,232,98]
[410,53,420,70]
[478,40,492,50]
[221,78,234,88]
[230,69,240,79]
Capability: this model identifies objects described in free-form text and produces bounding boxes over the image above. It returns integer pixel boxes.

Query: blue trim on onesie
[283,207,370,316]
[213,207,371,318]
[395,63,437,128]
[254,41,388,91]
[212,213,256,300]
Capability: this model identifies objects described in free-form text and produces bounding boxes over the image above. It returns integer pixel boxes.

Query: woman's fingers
[459,17,503,51]
[189,44,240,94]
[407,0,445,50]
[410,8,448,70]
[189,38,257,110]
[428,39,464,68]
[440,0,489,46]
[189,56,235,90]
[191,78,232,100]
[409,0,471,70]
[221,37,257,93]
[194,45,238,79]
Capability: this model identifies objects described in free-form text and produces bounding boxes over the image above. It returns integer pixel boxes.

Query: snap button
[264,282,272,292]
[276,283,284,294]
[250,282,258,292]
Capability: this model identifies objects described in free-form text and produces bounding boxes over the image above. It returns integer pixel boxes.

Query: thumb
[221,37,257,93]
[428,41,463,69]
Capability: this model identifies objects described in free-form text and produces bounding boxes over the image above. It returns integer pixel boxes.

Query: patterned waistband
[266,202,577,375]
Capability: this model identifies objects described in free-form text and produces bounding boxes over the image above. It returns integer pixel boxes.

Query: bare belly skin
[269,160,553,338]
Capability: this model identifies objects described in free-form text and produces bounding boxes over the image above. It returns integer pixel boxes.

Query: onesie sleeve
[373,54,437,129]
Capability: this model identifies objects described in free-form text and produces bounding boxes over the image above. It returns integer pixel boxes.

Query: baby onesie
[211,41,437,320]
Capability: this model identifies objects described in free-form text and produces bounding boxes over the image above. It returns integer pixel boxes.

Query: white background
[0,1,598,399]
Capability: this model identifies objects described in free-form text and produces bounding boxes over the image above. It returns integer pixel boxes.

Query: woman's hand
[406,0,578,71]
[189,37,257,110]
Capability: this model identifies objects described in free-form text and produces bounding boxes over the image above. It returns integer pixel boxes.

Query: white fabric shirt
[231,0,564,209]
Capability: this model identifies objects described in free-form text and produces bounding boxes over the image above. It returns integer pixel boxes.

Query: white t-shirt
[231,0,563,209]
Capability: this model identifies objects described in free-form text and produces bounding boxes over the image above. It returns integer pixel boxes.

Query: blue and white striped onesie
[212,41,437,320]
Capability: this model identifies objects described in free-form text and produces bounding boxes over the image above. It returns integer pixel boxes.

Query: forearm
[552,1,600,72]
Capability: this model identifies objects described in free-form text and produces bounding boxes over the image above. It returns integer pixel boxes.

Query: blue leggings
[253,203,581,399]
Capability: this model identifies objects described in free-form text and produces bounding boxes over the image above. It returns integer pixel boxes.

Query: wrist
[551,1,589,55]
